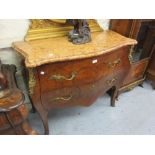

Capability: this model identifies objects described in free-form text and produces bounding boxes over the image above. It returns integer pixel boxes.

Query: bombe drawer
[37,47,129,94]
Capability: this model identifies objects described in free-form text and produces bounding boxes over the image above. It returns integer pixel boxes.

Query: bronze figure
[66,19,91,44]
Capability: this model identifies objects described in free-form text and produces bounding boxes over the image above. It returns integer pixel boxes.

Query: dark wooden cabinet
[110,19,155,92]
[110,19,142,39]
[147,45,155,88]
[144,24,155,88]
[110,19,154,39]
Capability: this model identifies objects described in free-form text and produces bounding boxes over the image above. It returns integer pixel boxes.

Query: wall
[0,19,30,48]
[97,19,110,30]
[0,19,30,68]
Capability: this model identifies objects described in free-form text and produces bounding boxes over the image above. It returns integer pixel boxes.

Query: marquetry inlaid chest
[13,30,136,134]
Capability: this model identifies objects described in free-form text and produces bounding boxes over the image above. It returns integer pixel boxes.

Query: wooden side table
[0,64,37,135]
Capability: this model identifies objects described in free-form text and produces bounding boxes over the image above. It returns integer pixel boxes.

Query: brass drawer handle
[51,94,73,102]
[49,71,77,81]
[106,77,117,86]
[108,59,121,68]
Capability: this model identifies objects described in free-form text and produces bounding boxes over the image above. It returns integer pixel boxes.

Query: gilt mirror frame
[25,19,103,41]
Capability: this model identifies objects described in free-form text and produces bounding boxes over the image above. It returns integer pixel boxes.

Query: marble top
[12,30,137,68]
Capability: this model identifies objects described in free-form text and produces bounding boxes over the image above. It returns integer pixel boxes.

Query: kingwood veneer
[13,30,136,134]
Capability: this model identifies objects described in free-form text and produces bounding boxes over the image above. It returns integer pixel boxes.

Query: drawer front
[38,46,130,93]
[41,70,126,109]
[41,87,80,109]
[78,71,126,107]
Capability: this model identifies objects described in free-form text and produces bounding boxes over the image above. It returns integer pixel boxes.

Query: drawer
[41,87,80,109]
[41,69,126,109]
[38,46,129,93]
[41,83,101,109]
[79,72,124,96]
[74,71,126,106]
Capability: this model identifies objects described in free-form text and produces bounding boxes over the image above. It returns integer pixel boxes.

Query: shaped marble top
[12,30,137,68]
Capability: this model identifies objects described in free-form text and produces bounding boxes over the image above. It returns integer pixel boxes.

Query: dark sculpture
[66,19,91,44]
